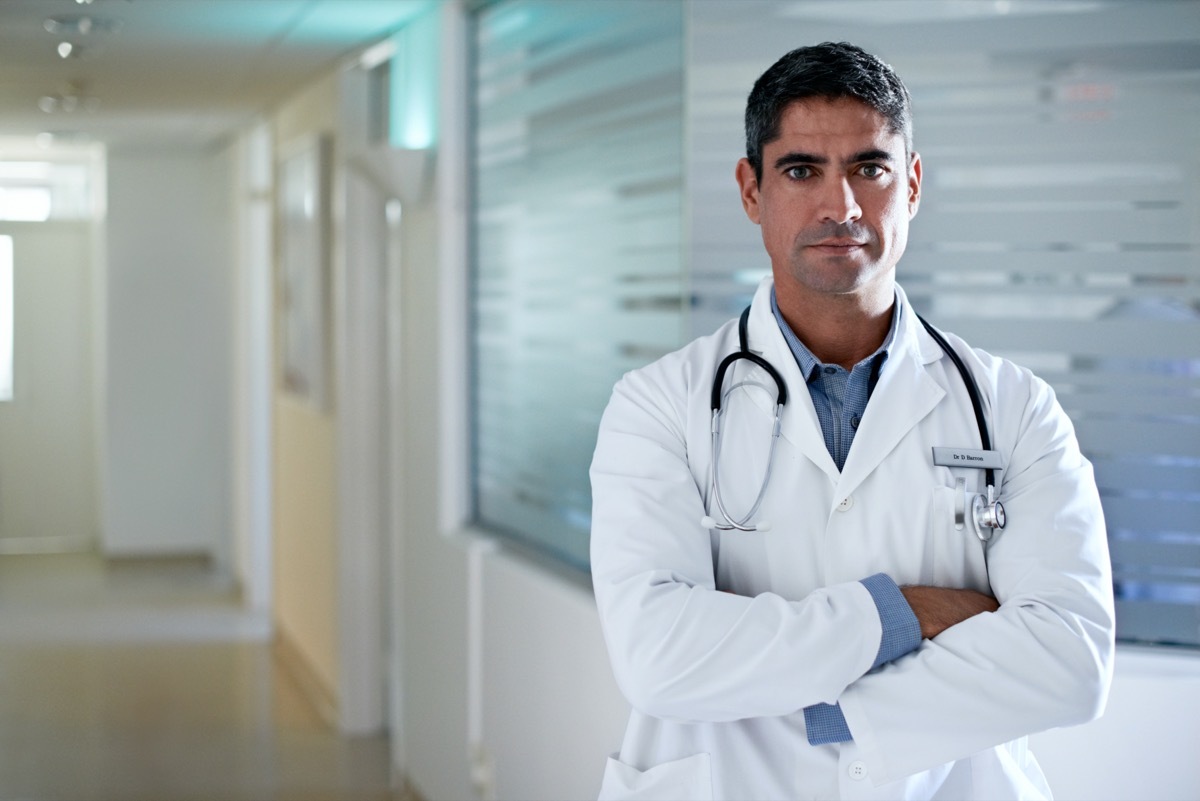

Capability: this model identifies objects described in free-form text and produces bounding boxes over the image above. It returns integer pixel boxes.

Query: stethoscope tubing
[704,304,1004,534]
[915,315,996,491]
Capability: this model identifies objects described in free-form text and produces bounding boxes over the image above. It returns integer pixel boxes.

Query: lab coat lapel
[835,289,945,504]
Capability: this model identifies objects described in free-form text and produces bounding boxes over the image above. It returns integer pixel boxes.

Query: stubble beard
[784,221,883,298]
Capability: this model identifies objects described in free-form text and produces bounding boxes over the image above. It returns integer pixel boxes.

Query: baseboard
[272,628,338,728]
[0,534,94,554]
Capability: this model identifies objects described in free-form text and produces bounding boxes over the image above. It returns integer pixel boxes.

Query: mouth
[809,239,865,253]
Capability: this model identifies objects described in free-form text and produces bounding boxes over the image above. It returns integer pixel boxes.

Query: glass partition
[469,1,1200,647]
[687,0,1200,646]
[470,0,685,568]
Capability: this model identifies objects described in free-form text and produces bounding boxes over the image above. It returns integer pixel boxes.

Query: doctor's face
[736,97,921,305]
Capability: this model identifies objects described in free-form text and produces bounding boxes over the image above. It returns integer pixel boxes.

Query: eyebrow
[773,149,894,170]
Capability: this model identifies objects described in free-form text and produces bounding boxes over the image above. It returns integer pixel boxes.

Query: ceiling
[0,0,434,153]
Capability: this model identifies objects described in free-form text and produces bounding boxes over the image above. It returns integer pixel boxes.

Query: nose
[817,175,862,225]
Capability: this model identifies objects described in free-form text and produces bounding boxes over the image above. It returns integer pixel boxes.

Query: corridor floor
[0,553,405,801]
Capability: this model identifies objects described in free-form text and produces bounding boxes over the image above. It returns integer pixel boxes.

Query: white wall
[270,72,342,714]
[104,151,233,565]
[394,178,475,801]
[481,550,629,801]
[1030,648,1200,801]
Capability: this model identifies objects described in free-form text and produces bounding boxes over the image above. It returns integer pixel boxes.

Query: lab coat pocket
[930,484,990,592]
[598,751,713,801]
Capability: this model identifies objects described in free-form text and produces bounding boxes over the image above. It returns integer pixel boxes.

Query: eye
[785,165,813,181]
[859,163,886,179]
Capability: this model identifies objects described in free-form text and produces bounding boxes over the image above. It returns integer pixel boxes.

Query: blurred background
[0,1,1196,799]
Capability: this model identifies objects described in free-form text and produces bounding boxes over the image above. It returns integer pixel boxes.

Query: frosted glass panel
[471,1,684,568]
[688,1,1200,646]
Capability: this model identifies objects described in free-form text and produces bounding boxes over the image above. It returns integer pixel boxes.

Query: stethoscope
[700,306,1007,540]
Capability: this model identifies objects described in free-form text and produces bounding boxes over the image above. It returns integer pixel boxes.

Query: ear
[735,158,762,224]
[907,151,922,218]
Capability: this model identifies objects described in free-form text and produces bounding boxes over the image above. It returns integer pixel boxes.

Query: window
[0,153,101,222]
[0,187,51,221]
[469,0,685,569]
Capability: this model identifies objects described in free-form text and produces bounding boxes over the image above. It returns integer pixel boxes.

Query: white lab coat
[589,278,1115,800]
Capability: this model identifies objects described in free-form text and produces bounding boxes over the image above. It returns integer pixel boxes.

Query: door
[0,222,98,552]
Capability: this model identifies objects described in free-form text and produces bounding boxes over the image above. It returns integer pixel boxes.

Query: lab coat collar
[742,278,947,505]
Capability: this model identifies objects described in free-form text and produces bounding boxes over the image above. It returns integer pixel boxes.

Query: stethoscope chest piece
[973,485,1006,541]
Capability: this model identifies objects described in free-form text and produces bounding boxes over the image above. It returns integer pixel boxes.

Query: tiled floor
[0,553,406,801]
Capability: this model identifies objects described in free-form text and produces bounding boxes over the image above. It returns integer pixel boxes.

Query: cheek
[758,206,795,249]
[877,194,910,242]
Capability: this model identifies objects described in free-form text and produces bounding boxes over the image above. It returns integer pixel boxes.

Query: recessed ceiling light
[777,0,1104,23]
[37,91,99,115]
[43,15,121,36]
[57,42,74,58]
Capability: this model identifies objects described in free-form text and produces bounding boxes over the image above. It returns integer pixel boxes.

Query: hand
[900,585,999,640]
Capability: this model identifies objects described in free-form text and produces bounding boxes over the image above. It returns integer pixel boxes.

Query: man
[590,42,1115,800]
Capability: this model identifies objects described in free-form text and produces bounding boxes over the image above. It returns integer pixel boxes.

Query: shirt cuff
[804,702,852,744]
[860,572,921,669]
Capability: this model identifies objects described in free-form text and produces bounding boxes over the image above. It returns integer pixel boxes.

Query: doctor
[590,42,1115,800]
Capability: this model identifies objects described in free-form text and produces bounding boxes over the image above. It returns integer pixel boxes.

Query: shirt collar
[770,285,902,381]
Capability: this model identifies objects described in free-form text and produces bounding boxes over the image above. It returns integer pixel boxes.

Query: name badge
[932,447,1004,470]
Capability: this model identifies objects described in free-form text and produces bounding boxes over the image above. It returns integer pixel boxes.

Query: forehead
[768,97,903,157]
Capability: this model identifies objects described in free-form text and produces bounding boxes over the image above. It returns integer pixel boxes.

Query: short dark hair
[744,42,913,180]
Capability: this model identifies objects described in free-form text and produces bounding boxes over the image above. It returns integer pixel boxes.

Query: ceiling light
[359,38,397,71]
[57,42,74,58]
[37,90,99,115]
[43,15,120,36]
[777,0,1104,23]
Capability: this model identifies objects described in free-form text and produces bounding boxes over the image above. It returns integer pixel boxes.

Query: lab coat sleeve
[803,574,922,744]
[590,361,887,723]
[837,364,1116,785]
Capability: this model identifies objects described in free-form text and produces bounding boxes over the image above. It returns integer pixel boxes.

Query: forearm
[900,585,999,639]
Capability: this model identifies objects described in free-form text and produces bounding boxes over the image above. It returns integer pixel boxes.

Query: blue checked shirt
[770,288,922,745]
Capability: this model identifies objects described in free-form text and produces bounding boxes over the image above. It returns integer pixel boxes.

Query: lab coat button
[848,760,868,781]
[837,496,854,512]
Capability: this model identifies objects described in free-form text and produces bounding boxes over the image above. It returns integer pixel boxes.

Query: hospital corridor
[0,1,1198,800]
[0,553,403,801]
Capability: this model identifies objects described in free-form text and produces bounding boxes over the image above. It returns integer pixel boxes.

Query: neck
[775,283,895,370]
